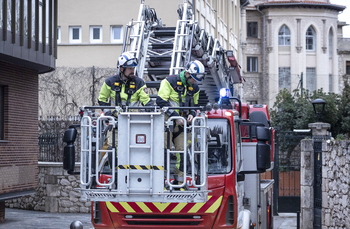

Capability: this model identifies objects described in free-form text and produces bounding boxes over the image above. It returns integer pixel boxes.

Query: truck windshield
[207,119,232,175]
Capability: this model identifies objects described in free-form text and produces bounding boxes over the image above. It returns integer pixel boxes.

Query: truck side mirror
[256,126,271,171]
[63,126,77,173]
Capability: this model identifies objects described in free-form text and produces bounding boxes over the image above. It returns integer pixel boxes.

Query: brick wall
[0,61,38,198]
[0,201,4,223]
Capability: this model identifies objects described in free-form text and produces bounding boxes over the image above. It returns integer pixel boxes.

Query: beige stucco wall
[242,4,341,107]
[57,0,182,68]
[57,0,241,68]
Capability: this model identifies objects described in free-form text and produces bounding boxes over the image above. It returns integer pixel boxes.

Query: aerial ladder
[123,0,242,105]
[63,0,243,205]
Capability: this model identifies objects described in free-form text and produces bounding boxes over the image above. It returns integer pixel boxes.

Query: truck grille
[124,215,202,226]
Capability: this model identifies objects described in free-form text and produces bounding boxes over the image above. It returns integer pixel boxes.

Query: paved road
[0,208,93,229]
[1,208,297,229]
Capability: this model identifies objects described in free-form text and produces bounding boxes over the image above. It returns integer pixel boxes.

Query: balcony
[0,0,57,73]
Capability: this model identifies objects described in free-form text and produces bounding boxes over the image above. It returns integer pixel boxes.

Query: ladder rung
[148,56,172,62]
[129,145,151,149]
[128,188,152,192]
[129,170,151,174]
[97,150,114,153]
[145,68,170,75]
[149,43,174,49]
[130,120,151,124]
[193,151,206,154]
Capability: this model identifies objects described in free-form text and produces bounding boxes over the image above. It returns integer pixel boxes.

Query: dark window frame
[346,61,350,75]
[0,85,5,140]
[306,67,317,92]
[247,22,258,38]
[306,26,316,51]
[279,25,291,46]
[279,67,291,90]
[247,57,258,72]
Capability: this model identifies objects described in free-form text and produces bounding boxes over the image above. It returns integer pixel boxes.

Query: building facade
[56,0,242,68]
[36,0,244,119]
[241,0,346,107]
[0,0,57,222]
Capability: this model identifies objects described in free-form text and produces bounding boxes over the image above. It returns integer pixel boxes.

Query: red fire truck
[63,89,274,229]
[63,1,274,228]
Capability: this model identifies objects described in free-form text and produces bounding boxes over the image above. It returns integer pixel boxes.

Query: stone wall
[5,162,90,213]
[322,140,350,228]
[301,139,350,229]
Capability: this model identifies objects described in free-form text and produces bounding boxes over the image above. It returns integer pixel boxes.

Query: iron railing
[38,132,81,162]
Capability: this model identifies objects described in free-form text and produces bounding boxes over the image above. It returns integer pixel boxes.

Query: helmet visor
[191,73,205,82]
[123,58,138,68]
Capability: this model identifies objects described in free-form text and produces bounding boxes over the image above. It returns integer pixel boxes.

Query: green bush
[270,80,350,138]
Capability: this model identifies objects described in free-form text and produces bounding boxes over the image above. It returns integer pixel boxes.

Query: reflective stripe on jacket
[98,74,151,106]
[156,74,200,116]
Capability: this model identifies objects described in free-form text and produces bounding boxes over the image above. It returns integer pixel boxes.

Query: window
[57,26,61,44]
[207,119,232,174]
[247,100,258,105]
[0,85,5,140]
[247,22,258,38]
[329,30,333,59]
[306,26,316,51]
[279,67,291,90]
[69,26,81,43]
[111,25,123,43]
[306,68,316,92]
[279,25,291,46]
[90,26,102,43]
[247,57,258,72]
[329,74,332,92]
[234,121,242,173]
[346,61,350,75]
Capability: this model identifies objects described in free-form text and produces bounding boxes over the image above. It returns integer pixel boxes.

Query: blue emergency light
[219,88,230,98]
[218,88,232,109]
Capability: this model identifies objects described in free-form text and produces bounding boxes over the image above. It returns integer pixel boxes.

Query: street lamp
[312,98,326,122]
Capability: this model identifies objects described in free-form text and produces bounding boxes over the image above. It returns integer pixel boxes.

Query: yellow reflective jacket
[98,74,152,107]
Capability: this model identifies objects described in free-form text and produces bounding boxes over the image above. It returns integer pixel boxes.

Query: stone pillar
[301,139,314,229]
[308,122,331,136]
[300,122,330,229]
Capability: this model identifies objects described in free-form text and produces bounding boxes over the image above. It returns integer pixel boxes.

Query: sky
[331,0,350,37]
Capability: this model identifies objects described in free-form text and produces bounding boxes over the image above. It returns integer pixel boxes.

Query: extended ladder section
[79,107,209,203]
[123,0,242,105]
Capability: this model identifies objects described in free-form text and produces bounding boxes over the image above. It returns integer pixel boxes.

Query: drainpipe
[192,0,195,17]
[257,5,266,104]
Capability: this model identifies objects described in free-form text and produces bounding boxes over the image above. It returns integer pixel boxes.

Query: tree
[270,86,348,138]
[337,80,350,138]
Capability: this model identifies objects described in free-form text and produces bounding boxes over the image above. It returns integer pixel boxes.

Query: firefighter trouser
[100,129,118,165]
[164,115,191,182]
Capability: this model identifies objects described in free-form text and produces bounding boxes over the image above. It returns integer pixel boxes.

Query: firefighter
[156,60,205,185]
[98,51,153,109]
[98,51,153,149]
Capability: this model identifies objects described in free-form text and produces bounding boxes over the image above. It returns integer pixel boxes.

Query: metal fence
[38,118,81,162]
[38,134,61,162]
[38,132,81,162]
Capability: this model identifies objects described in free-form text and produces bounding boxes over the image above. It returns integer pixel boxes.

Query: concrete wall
[5,163,90,213]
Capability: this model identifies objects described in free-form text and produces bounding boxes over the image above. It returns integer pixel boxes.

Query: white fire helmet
[185,60,205,81]
[117,51,138,68]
